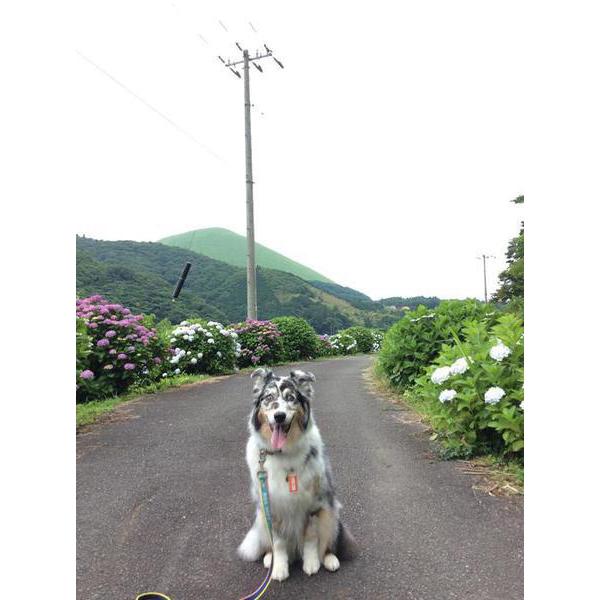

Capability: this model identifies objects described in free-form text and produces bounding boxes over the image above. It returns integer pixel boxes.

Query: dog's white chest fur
[246,424,326,548]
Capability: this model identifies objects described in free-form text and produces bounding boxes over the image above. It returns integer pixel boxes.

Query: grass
[76,373,210,429]
[367,364,524,495]
[160,227,333,283]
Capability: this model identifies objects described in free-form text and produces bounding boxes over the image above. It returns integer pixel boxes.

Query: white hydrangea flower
[207,338,215,344]
[162,372,168,378]
[190,358,197,365]
[220,330,230,337]
[170,338,176,344]
[197,352,203,359]
[489,340,511,362]
[186,351,191,356]
[174,368,181,375]
[450,357,469,375]
[217,351,222,358]
[484,386,506,404]
[431,366,451,385]
[439,389,457,403]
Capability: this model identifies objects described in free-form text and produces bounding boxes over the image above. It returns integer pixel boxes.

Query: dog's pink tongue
[271,424,287,450]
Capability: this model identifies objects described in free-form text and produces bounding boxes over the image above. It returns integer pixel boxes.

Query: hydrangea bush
[338,326,375,354]
[271,316,319,361]
[316,334,339,357]
[371,330,384,352]
[412,313,524,458]
[76,296,166,402]
[378,300,496,390]
[233,320,283,367]
[165,320,240,376]
[328,331,358,355]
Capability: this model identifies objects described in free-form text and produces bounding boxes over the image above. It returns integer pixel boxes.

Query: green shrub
[412,313,524,458]
[378,300,495,390]
[232,320,283,367]
[166,319,239,375]
[272,316,319,361]
[76,317,91,372]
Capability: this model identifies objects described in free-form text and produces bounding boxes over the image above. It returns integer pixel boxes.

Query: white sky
[71,0,526,300]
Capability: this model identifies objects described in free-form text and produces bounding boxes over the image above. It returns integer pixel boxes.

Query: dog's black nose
[274,412,286,424]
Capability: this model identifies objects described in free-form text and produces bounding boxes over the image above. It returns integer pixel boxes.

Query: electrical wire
[76,50,225,163]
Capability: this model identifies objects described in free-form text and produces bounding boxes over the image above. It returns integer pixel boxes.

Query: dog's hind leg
[317,508,341,572]
[237,512,269,562]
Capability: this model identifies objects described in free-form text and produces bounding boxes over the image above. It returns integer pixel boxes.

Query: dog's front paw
[323,553,340,572]
[263,552,272,568]
[271,560,289,581]
[237,533,262,562]
[302,553,321,576]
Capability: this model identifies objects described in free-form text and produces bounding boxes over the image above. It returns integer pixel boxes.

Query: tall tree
[492,196,524,304]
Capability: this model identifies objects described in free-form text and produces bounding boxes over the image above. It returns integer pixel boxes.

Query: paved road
[77,355,523,600]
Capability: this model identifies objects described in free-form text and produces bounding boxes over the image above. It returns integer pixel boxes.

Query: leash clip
[258,448,267,472]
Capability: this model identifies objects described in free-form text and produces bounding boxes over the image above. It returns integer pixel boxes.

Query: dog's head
[249,368,316,451]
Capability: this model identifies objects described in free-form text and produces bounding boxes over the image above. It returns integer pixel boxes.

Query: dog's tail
[335,521,358,561]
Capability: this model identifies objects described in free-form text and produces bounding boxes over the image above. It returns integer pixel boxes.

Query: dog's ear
[290,370,316,399]
[251,368,273,400]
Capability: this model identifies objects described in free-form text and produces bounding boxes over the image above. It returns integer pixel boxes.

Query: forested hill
[76,237,403,332]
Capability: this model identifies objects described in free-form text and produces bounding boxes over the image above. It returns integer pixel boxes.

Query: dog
[237,368,355,581]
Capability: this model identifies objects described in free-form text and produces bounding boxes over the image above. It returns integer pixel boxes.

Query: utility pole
[477,254,495,302]
[219,44,284,320]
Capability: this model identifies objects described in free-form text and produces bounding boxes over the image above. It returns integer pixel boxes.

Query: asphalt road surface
[77,355,523,600]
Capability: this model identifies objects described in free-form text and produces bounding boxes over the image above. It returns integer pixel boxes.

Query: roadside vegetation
[76,296,383,426]
[375,196,524,488]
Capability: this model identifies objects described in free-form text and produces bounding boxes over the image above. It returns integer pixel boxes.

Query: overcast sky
[72,0,525,300]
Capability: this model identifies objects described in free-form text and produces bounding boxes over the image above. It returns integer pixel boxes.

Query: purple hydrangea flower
[117,353,128,360]
[80,369,94,380]
[124,363,135,370]
[97,339,110,347]
[105,330,117,338]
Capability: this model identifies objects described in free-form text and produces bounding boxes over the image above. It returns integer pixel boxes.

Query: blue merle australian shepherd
[237,368,356,581]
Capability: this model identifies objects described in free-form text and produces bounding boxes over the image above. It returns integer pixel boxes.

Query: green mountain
[76,237,400,333]
[160,227,333,284]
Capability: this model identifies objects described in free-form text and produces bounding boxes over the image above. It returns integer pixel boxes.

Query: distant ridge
[160,227,333,284]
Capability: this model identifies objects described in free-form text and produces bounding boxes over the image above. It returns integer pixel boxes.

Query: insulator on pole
[273,56,284,68]
[172,262,192,300]
[253,63,263,72]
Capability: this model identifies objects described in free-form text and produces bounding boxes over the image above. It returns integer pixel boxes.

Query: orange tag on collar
[288,473,298,493]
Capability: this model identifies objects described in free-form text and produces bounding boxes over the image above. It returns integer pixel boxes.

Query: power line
[76,50,225,162]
